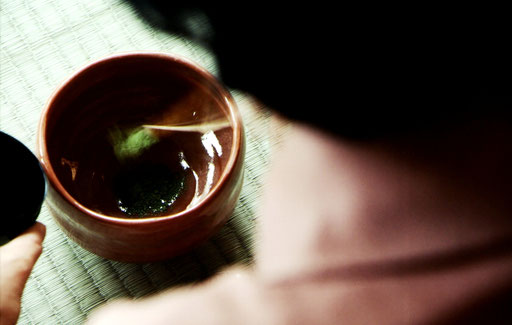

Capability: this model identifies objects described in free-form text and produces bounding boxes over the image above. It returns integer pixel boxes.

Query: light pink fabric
[88,123,512,324]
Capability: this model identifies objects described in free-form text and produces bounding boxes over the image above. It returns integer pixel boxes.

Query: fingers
[6,222,46,250]
[1,222,45,277]
[0,222,46,325]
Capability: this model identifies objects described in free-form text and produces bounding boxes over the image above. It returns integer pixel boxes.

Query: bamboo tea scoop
[110,117,230,161]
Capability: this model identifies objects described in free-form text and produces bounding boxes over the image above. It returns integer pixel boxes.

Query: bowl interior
[43,54,235,219]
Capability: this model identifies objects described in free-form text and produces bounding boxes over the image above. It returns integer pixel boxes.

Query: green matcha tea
[113,163,186,217]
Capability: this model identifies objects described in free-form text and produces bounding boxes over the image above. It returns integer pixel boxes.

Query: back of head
[126,1,512,140]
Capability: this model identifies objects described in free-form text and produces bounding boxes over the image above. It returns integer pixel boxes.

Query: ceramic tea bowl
[37,52,245,262]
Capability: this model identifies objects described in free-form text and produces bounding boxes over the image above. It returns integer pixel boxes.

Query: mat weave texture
[0,1,285,323]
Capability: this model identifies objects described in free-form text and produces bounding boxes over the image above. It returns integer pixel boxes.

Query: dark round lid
[0,131,46,244]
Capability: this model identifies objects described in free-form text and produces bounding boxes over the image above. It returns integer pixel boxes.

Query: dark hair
[126,2,511,139]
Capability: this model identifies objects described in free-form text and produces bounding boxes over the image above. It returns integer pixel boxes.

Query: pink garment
[88,123,512,324]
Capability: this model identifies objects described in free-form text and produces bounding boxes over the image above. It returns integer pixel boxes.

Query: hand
[86,267,254,325]
[0,223,46,325]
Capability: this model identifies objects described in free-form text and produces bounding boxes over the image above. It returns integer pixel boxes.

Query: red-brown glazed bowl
[37,52,245,262]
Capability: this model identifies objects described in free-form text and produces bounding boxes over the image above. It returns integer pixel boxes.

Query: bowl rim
[37,51,243,225]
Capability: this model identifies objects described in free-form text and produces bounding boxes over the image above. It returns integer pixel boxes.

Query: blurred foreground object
[0,132,45,244]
